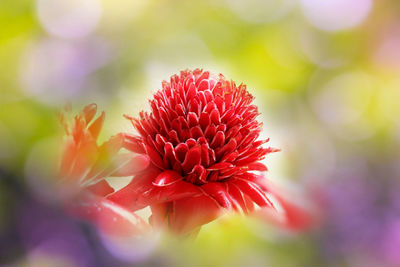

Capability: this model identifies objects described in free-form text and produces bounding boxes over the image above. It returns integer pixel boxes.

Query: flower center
[132,70,269,185]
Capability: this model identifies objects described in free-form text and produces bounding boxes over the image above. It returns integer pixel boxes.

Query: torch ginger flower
[107,69,288,234]
[59,69,313,236]
[59,104,150,236]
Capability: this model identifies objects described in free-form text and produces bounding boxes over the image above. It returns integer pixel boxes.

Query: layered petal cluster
[59,104,150,195]
[108,69,280,234]
[59,104,149,235]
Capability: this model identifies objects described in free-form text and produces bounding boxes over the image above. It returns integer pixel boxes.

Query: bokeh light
[300,0,373,32]
[37,0,102,39]
[20,38,111,105]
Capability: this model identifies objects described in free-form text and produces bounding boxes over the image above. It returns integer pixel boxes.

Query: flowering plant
[59,69,312,236]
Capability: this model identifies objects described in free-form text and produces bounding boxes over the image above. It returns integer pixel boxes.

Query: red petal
[70,140,98,180]
[149,202,172,228]
[88,111,105,140]
[186,83,197,101]
[83,103,97,124]
[68,196,148,236]
[199,112,210,130]
[230,178,274,208]
[221,108,234,123]
[197,79,210,91]
[207,171,220,182]
[164,142,177,167]
[187,112,199,128]
[277,195,314,230]
[181,146,201,173]
[84,153,149,184]
[189,98,200,114]
[204,102,216,113]
[210,109,221,124]
[59,138,77,177]
[201,183,233,210]
[200,144,210,167]
[107,168,161,211]
[216,138,237,158]
[210,131,225,149]
[171,194,221,234]
[221,151,239,163]
[260,181,316,231]
[175,143,189,162]
[145,180,202,203]
[225,125,240,140]
[191,164,207,183]
[207,162,233,171]
[155,134,167,146]
[168,130,180,145]
[112,154,150,176]
[226,183,249,213]
[87,179,114,197]
[144,144,165,169]
[176,104,185,116]
[190,126,203,139]
[247,162,268,171]
[121,134,145,153]
[204,124,216,140]
[185,138,197,148]
[153,170,183,186]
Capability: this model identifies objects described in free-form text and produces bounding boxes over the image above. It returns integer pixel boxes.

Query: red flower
[59,103,149,196]
[59,104,149,236]
[108,69,280,234]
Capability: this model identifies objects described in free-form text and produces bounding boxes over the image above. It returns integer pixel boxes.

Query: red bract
[108,69,280,234]
[59,104,150,236]
[59,103,150,196]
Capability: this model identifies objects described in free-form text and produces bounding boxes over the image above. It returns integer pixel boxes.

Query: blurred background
[1,0,400,266]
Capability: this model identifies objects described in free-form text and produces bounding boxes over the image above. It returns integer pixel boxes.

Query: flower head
[59,103,149,195]
[108,69,280,233]
[59,104,149,236]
